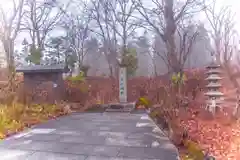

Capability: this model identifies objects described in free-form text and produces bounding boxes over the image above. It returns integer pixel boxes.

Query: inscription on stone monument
[119,67,127,103]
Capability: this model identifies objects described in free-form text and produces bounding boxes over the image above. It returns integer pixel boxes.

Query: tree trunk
[3,39,15,91]
[164,0,178,74]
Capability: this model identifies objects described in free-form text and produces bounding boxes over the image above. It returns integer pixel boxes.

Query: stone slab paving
[0,113,179,160]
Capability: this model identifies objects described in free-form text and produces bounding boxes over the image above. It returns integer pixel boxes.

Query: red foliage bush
[63,70,205,107]
[179,106,240,160]
[64,80,89,104]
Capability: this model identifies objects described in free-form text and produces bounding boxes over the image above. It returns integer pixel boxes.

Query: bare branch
[21,0,69,49]
[0,0,24,82]
[134,0,202,73]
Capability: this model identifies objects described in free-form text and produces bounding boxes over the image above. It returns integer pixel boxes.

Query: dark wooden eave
[16,64,69,73]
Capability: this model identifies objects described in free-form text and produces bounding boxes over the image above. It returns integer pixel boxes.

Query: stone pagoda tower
[204,58,224,114]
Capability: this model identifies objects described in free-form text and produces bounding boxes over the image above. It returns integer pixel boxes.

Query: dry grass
[0,102,66,139]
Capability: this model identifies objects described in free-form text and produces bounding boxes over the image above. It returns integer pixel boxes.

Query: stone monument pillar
[105,58,135,112]
[119,67,127,103]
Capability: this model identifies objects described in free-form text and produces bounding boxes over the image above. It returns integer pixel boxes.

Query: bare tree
[152,22,200,75]
[204,0,235,63]
[152,35,169,75]
[0,0,24,85]
[176,22,200,69]
[89,0,119,76]
[62,11,92,73]
[21,0,66,50]
[89,0,139,76]
[109,0,139,54]
[134,0,202,74]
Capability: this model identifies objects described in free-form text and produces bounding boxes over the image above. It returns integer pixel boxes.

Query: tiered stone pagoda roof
[205,74,222,80]
[206,83,222,88]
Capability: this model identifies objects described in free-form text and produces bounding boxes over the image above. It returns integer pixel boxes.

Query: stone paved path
[0,113,179,160]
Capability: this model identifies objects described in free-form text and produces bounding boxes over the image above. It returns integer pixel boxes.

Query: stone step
[105,102,135,112]
[105,108,133,112]
[130,109,147,114]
